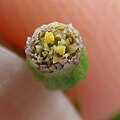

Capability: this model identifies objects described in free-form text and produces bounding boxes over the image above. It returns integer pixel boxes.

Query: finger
[0,45,82,120]
[0,0,120,120]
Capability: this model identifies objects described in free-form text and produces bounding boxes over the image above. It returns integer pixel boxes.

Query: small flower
[56,45,66,56]
[44,31,55,44]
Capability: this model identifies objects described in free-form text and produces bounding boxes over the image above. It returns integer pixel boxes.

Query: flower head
[25,22,89,90]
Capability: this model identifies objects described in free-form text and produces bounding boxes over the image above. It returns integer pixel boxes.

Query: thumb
[0,45,82,120]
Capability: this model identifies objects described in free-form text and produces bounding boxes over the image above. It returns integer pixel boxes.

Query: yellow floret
[44,32,55,44]
[56,46,66,56]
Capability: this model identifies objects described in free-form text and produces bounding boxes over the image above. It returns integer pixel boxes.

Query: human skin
[0,45,81,120]
[0,0,120,120]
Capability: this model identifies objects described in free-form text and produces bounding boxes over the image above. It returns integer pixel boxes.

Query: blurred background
[0,0,120,120]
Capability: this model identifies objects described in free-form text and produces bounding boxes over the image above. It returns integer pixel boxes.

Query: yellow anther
[44,32,55,44]
[56,46,66,56]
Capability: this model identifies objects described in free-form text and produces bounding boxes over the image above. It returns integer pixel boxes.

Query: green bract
[27,47,88,90]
